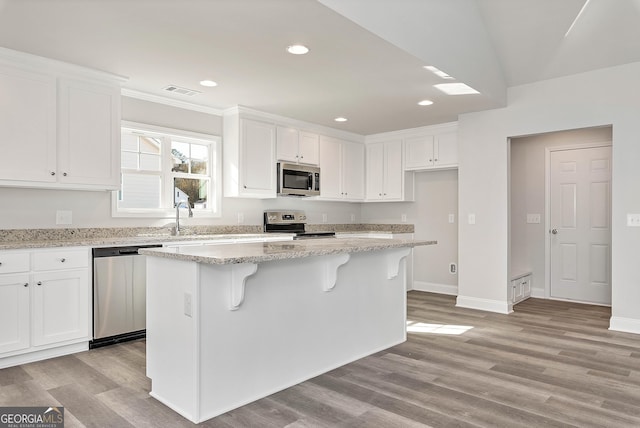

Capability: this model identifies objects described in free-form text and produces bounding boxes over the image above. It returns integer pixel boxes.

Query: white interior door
[549,146,611,304]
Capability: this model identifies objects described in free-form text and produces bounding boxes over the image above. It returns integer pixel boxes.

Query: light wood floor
[1,291,639,427]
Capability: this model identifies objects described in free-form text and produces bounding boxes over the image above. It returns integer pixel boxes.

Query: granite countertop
[0,233,294,250]
[139,237,436,265]
[0,224,415,250]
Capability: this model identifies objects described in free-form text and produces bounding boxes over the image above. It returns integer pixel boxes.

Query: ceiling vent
[163,85,201,96]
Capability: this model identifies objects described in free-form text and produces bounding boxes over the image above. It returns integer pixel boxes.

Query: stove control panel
[264,210,307,225]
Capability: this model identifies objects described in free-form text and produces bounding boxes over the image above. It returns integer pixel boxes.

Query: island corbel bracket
[387,248,411,279]
[323,253,351,292]
[229,263,258,310]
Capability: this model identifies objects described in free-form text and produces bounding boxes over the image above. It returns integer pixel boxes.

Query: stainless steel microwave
[277,162,320,196]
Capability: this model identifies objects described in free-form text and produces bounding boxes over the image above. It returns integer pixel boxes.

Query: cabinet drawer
[0,253,30,274]
[33,249,89,271]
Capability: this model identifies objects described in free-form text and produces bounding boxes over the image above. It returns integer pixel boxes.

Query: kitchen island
[140,237,435,423]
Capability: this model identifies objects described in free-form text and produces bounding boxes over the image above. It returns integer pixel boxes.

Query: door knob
[551,229,558,234]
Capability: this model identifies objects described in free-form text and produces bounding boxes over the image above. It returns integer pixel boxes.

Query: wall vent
[163,85,201,96]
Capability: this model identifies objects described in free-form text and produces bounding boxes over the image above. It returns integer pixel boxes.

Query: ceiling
[0,0,639,135]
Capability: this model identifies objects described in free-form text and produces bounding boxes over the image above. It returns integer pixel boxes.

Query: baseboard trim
[609,316,640,335]
[530,288,545,298]
[456,295,512,314]
[412,281,458,295]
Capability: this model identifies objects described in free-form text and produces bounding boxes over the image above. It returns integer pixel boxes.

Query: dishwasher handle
[92,244,162,258]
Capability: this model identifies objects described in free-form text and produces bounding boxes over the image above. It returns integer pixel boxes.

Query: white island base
[145,247,410,424]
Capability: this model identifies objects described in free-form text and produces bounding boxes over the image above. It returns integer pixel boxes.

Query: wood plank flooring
[1,291,639,427]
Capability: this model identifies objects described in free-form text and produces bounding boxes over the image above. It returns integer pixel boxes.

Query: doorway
[509,126,612,306]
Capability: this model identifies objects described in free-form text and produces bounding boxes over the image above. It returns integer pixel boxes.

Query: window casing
[112,121,221,218]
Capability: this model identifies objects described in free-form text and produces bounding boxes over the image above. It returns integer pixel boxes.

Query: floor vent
[163,85,201,96]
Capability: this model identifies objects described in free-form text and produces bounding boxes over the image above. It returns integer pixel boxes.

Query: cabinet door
[0,64,57,183]
[298,131,319,165]
[383,140,403,200]
[365,143,385,200]
[32,269,89,346]
[58,78,121,189]
[0,274,30,354]
[319,135,343,199]
[240,119,276,197]
[404,135,434,170]
[342,141,364,200]
[276,126,299,163]
[434,132,458,168]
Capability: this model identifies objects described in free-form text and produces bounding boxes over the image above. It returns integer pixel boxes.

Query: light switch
[526,213,541,224]
[448,214,455,224]
[468,214,476,225]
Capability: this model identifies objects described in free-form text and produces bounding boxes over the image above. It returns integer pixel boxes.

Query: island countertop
[139,237,436,265]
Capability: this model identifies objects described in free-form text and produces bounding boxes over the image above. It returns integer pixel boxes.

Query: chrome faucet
[175,198,193,236]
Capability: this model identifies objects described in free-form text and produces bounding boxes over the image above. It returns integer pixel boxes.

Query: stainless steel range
[264,210,335,239]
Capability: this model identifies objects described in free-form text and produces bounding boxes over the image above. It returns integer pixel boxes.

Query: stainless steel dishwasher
[91,244,161,348]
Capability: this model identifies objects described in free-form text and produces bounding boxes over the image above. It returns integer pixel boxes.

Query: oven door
[278,163,320,196]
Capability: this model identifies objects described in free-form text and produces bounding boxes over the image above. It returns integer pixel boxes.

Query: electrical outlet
[448,214,455,224]
[56,210,72,225]
[184,292,192,317]
[237,212,244,224]
[350,213,356,222]
[627,214,640,227]
[468,213,476,225]
[322,213,327,223]
[401,214,407,222]
[449,263,457,274]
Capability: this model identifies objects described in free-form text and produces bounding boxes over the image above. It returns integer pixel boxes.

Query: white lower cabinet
[0,273,30,355]
[32,268,89,346]
[0,247,90,368]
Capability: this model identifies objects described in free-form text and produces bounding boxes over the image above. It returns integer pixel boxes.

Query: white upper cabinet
[58,78,121,188]
[403,125,458,170]
[342,141,365,200]
[276,126,319,165]
[0,64,57,183]
[224,107,277,198]
[0,48,126,190]
[365,140,412,201]
[318,135,364,201]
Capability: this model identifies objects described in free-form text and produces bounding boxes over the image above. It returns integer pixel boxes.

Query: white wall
[510,126,612,297]
[361,169,458,293]
[458,61,640,333]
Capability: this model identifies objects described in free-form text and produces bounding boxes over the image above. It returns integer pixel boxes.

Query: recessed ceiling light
[287,44,310,55]
[418,99,434,106]
[334,117,347,122]
[424,65,454,79]
[199,80,218,87]
[434,83,480,95]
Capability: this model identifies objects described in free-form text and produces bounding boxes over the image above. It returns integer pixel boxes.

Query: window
[113,121,221,217]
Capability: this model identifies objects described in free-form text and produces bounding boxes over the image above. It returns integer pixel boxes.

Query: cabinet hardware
[63,172,67,176]
[37,281,42,286]
[60,258,66,263]
[0,262,2,266]
[434,158,438,162]
[551,229,558,234]
[243,185,247,189]
[50,171,56,176]
[23,283,28,287]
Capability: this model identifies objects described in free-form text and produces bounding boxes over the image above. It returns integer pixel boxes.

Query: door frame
[544,142,612,302]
